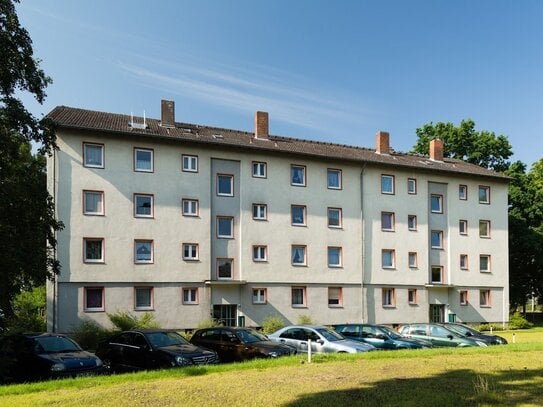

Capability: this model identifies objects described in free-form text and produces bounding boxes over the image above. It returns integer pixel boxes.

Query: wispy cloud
[117,55,377,136]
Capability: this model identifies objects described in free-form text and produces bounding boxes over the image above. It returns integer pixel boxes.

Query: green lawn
[2,330,543,406]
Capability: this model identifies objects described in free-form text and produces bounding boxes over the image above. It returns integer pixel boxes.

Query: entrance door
[213,304,237,326]
[429,304,445,323]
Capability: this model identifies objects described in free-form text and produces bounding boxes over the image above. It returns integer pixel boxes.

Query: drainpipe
[360,164,367,323]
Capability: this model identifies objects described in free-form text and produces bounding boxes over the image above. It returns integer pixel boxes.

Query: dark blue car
[334,324,432,349]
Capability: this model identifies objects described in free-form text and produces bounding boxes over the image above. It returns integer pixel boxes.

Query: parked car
[441,322,507,345]
[267,325,375,353]
[334,324,432,350]
[398,323,488,347]
[190,327,296,362]
[95,329,218,372]
[0,333,103,383]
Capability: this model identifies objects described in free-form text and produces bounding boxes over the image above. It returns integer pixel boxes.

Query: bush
[475,323,504,332]
[262,315,286,334]
[197,319,223,329]
[107,311,160,331]
[508,312,534,330]
[6,286,46,333]
[70,319,112,351]
[297,315,315,326]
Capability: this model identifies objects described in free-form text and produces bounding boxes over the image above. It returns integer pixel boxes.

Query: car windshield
[378,326,402,339]
[236,329,268,344]
[316,328,344,342]
[35,336,81,353]
[146,332,189,348]
[447,324,478,336]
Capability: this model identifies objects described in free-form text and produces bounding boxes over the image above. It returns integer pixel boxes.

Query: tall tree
[412,119,513,172]
[0,0,62,329]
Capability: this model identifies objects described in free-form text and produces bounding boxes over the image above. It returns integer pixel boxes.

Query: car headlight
[267,352,278,358]
[51,363,66,372]
[175,356,191,366]
[96,358,103,367]
[475,341,488,347]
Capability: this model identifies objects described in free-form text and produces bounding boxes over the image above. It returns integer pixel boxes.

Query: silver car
[268,325,375,353]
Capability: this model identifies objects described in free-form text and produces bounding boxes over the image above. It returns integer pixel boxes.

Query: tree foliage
[412,119,512,172]
[0,0,62,329]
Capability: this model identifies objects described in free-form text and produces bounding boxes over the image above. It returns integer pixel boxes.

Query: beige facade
[46,103,509,332]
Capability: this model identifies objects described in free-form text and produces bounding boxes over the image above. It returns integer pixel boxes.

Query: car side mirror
[465,332,472,337]
[447,335,454,340]
[375,334,387,340]
[230,337,240,343]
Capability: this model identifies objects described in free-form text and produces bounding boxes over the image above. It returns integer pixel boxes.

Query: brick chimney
[254,111,269,139]
[430,139,444,161]
[375,131,390,154]
[160,100,175,128]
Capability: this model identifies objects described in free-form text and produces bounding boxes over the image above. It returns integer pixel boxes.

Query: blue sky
[17,0,543,167]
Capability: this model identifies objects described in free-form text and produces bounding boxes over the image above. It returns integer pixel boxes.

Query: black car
[441,323,508,345]
[95,329,219,372]
[334,324,432,350]
[0,333,103,383]
[190,327,296,362]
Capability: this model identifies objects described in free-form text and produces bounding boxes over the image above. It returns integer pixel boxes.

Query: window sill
[183,302,199,305]
[84,309,105,313]
[291,305,307,308]
[328,305,343,308]
[183,258,200,262]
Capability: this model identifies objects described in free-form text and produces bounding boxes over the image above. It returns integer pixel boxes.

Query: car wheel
[102,358,114,373]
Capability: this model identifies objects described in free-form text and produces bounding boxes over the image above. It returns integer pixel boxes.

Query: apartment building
[46,101,509,332]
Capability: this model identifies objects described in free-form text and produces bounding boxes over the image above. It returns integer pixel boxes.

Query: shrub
[475,323,504,332]
[70,319,112,351]
[297,315,315,326]
[6,285,46,333]
[197,319,223,329]
[107,311,160,331]
[262,315,286,334]
[508,312,534,330]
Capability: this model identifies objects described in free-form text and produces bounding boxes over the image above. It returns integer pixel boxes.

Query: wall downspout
[52,147,58,332]
[360,164,367,323]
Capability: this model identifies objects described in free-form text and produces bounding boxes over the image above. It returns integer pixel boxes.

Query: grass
[1,330,543,406]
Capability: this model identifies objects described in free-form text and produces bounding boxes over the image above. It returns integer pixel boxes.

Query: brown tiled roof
[47,106,509,181]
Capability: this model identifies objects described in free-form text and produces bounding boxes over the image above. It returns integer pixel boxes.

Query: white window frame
[217,258,233,280]
[382,249,395,269]
[459,185,468,200]
[381,174,395,194]
[217,174,234,197]
[431,230,443,249]
[252,161,267,178]
[291,245,307,266]
[328,246,342,268]
[479,220,491,238]
[479,185,490,204]
[134,148,153,172]
[182,154,198,172]
[328,287,343,307]
[291,205,306,226]
[408,252,418,268]
[327,168,342,189]
[252,288,267,304]
[459,219,468,235]
[431,194,443,213]
[381,212,395,231]
[134,286,153,310]
[253,245,267,262]
[182,199,199,216]
[83,190,104,215]
[408,289,417,305]
[327,207,342,228]
[84,238,104,263]
[183,243,199,261]
[291,165,306,186]
[407,178,417,194]
[382,288,395,307]
[460,254,468,270]
[217,216,234,239]
[480,289,491,307]
[252,203,267,220]
[134,240,153,264]
[134,194,154,218]
[183,288,198,305]
[408,215,417,231]
[291,286,307,307]
[84,287,105,312]
[83,142,104,168]
[480,254,491,273]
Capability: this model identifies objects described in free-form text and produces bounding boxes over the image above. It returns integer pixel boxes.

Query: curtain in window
[136,288,151,307]
[292,247,305,264]
[86,288,103,308]
[136,151,152,170]
[85,192,102,213]
[85,145,102,166]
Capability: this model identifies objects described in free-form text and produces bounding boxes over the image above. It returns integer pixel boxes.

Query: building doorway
[429,304,445,323]
[213,304,237,326]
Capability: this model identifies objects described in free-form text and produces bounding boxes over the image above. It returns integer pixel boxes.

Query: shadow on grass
[285,367,543,407]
